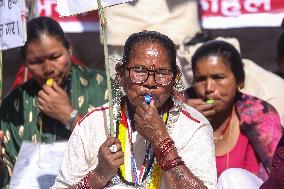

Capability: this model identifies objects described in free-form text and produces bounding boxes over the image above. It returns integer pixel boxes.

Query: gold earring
[174,74,185,93]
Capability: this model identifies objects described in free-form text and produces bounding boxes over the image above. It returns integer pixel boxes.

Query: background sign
[0,0,26,50]
[37,0,284,32]
[201,0,284,28]
[36,0,100,32]
[10,141,67,188]
[57,0,133,16]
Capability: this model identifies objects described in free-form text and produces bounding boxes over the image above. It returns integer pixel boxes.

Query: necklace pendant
[214,135,224,143]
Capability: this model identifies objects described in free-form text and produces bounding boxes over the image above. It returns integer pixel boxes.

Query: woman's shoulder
[1,80,37,108]
[72,104,110,142]
[72,64,107,83]
[170,101,215,165]
[169,100,212,144]
[77,103,110,126]
[236,92,280,119]
[179,101,211,127]
[237,92,282,171]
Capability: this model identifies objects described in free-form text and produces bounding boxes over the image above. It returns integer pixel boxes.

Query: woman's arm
[160,146,207,189]
[38,81,84,131]
[152,124,216,189]
[74,166,109,189]
[134,100,217,189]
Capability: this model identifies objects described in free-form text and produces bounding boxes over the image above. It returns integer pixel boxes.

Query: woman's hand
[38,81,74,125]
[134,100,169,148]
[95,137,124,182]
[185,98,217,119]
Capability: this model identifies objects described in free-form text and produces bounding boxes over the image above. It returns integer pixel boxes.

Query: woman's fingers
[113,157,124,167]
[52,80,64,93]
[97,138,125,181]
[201,108,216,117]
[196,103,216,112]
[101,137,123,158]
[186,98,218,118]
[103,137,121,147]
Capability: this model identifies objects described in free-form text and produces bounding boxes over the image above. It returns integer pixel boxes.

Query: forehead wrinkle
[128,41,172,69]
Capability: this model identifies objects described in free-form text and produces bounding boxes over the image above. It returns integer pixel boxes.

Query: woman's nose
[205,79,215,94]
[43,60,55,76]
[143,73,157,89]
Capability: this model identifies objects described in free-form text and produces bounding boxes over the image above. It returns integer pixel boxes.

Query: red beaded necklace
[214,110,233,144]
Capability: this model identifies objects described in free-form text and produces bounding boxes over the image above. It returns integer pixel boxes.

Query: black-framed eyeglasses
[125,66,174,85]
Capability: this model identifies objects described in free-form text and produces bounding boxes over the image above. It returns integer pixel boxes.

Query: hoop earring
[172,70,185,102]
[173,70,185,93]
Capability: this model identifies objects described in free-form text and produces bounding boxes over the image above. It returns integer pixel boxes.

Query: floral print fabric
[236,92,283,180]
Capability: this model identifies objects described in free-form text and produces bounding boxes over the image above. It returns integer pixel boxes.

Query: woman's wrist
[87,165,109,189]
[153,137,184,171]
[66,109,79,130]
[151,133,171,151]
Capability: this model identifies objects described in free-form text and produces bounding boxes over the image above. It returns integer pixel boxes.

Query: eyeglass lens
[128,67,173,85]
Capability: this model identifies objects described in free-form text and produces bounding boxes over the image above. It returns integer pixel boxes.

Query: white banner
[35,0,100,33]
[10,141,67,188]
[201,0,284,29]
[57,0,133,16]
[0,0,26,50]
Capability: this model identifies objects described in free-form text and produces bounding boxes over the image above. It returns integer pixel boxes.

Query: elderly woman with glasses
[52,31,217,189]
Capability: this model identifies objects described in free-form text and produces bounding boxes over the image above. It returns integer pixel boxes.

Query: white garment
[52,102,217,189]
[217,168,263,189]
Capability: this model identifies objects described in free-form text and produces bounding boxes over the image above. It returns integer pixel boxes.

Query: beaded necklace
[116,99,168,188]
[213,110,233,144]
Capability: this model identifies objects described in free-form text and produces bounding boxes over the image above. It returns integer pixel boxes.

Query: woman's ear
[174,66,182,81]
[237,82,245,90]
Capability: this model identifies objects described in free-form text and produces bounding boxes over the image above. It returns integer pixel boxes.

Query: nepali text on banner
[35,0,100,32]
[0,0,26,50]
[201,0,284,28]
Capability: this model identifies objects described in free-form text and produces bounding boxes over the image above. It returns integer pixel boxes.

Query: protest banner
[0,0,27,50]
[57,0,133,16]
[10,141,67,188]
[0,0,26,100]
[201,0,284,28]
[35,0,100,32]
[0,50,2,101]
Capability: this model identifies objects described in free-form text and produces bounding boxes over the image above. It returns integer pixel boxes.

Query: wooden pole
[29,0,36,19]
[0,50,3,103]
[97,0,114,137]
